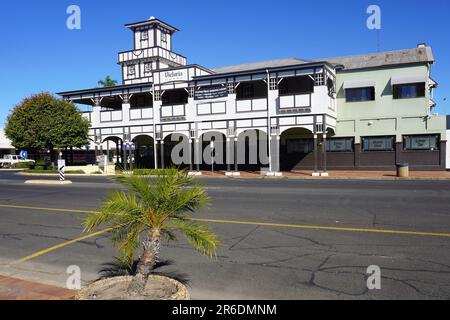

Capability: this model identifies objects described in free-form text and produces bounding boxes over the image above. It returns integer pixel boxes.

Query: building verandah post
[322,134,329,177]
[312,134,320,176]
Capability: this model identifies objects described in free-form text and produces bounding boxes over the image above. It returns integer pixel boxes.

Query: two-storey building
[58,17,447,174]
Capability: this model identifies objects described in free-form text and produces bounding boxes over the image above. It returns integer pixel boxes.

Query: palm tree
[83,169,219,289]
[98,76,118,87]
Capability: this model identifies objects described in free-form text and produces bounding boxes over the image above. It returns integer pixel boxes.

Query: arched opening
[280,128,315,171]
[200,131,227,172]
[132,135,155,169]
[163,133,190,169]
[237,129,269,172]
[103,136,123,166]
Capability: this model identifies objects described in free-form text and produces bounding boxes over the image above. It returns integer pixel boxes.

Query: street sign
[125,143,136,151]
[58,160,66,181]
[19,151,28,159]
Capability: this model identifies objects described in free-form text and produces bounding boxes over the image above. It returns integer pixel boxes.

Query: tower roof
[125,17,179,32]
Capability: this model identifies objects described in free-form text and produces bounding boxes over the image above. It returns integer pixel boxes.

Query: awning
[343,80,376,89]
[391,75,427,85]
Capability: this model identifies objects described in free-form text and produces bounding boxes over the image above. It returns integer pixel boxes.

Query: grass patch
[24,169,86,174]
[24,169,58,174]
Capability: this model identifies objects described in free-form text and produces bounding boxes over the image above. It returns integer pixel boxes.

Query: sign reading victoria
[195,85,228,101]
[160,70,188,83]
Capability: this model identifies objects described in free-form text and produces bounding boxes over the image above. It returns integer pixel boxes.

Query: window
[362,136,395,152]
[287,139,314,154]
[269,78,278,91]
[278,76,314,96]
[404,135,439,151]
[127,65,136,76]
[345,87,375,102]
[393,83,425,99]
[326,138,354,152]
[315,73,324,86]
[227,83,235,94]
[161,32,167,43]
[144,63,152,74]
[140,30,148,41]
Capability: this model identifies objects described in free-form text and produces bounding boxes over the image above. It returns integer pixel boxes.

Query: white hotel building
[59,17,447,174]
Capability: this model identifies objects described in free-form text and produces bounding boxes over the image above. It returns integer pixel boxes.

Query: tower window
[144,63,152,74]
[161,32,167,43]
[127,65,136,76]
[140,30,148,41]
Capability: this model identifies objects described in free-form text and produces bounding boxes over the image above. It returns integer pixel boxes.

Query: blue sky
[0,0,449,125]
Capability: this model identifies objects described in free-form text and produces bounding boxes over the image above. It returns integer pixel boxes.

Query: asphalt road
[1,170,450,299]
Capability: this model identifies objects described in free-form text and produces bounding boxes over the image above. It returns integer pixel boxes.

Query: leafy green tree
[98,76,118,87]
[5,93,90,159]
[83,170,219,287]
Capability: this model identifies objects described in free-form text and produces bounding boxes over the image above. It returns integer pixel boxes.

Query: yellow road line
[191,218,450,238]
[14,228,112,264]
[0,204,92,214]
[1,203,449,265]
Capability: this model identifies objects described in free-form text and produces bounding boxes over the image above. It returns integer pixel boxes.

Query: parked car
[0,155,35,168]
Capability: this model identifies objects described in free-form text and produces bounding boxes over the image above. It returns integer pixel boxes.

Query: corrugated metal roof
[209,47,434,75]
[210,58,309,74]
[319,47,434,70]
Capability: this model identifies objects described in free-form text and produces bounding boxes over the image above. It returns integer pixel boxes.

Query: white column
[122,94,131,123]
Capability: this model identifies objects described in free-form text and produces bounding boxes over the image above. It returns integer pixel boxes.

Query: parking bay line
[1,203,449,264]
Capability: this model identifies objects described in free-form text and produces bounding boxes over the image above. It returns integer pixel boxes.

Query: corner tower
[118,17,188,85]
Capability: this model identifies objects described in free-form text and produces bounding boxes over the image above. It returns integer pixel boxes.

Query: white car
[0,155,35,167]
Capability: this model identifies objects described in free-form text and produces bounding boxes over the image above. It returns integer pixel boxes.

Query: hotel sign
[160,70,188,83]
[195,85,228,101]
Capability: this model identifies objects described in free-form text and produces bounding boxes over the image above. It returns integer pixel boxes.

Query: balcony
[118,47,187,66]
[236,98,268,113]
[278,94,312,114]
[100,110,123,123]
[160,104,186,121]
[130,107,153,121]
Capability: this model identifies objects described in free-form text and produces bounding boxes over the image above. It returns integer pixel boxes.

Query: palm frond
[83,191,148,232]
[168,220,219,258]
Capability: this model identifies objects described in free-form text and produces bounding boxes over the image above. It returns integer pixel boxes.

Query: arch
[236,129,269,171]
[200,131,227,171]
[280,127,315,172]
[326,127,336,137]
[102,135,123,144]
[162,131,189,141]
[200,129,228,138]
[279,126,313,136]
[133,135,155,169]
[101,136,123,166]
[236,127,268,137]
[163,133,190,169]
[131,133,154,141]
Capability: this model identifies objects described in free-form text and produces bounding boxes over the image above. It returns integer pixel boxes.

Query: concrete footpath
[200,170,450,180]
[0,275,74,300]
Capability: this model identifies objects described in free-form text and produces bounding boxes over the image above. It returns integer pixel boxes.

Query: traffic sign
[19,151,28,159]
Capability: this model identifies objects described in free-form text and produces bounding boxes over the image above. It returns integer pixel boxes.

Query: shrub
[29,160,50,170]
[133,168,179,176]
[12,162,33,169]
